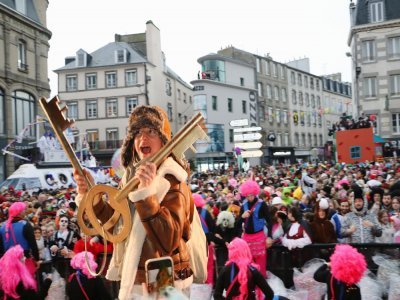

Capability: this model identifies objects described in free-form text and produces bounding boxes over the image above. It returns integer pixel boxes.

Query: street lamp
[346,52,361,119]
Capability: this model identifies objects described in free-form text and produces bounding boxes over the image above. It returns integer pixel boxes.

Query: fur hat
[330,244,366,285]
[239,180,260,197]
[121,106,171,167]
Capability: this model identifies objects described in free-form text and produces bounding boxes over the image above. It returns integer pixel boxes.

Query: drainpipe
[143,63,149,105]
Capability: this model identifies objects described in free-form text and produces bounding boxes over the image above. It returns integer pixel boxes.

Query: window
[370,1,384,23]
[316,80,320,91]
[126,97,138,115]
[274,86,279,101]
[311,95,315,108]
[276,133,282,146]
[259,105,265,122]
[86,73,97,89]
[292,90,297,105]
[86,100,97,119]
[106,72,117,88]
[319,134,323,146]
[125,69,137,86]
[67,102,78,119]
[299,92,303,106]
[304,76,308,88]
[310,78,314,89]
[228,98,233,112]
[189,96,192,103]
[242,100,247,114]
[280,65,285,79]
[17,40,27,71]
[283,110,288,124]
[388,37,400,59]
[301,133,306,146]
[264,61,270,75]
[184,115,187,124]
[272,63,278,77]
[12,91,35,136]
[178,113,182,125]
[240,77,244,86]
[266,84,272,99]
[177,89,181,100]
[281,88,287,102]
[106,128,119,149]
[115,49,128,63]
[350,146,361,159]
[106,99,117,117]
[256,58,261,73]
[66,75,77,91]
[212,96,218,111]
[392,113,400,133]
[308,134,312,146]
[313,134,318,147]
[305,93,310,106]
[167,103,173,121]
[276,109,281,124]
[390,75,400,96]
[15,0,26,14]
[297,74,302,86]
[257,83,263,97]
[291,72,296,85]
[268,107,273,123]
[294,133,299,147]
[364,77,377,97]
[306,112,311,126]
[86,130,98,150]
[300,111,305,126]
[362,40,376,62]
[183,93,187,103]
[284,133,289,146]
[229,129,234,143]
[317,96,321,108]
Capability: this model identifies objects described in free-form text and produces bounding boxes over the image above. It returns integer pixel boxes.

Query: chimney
[349,0,356,27]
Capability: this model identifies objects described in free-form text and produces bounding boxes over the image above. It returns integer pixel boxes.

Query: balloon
[111,148,124,179]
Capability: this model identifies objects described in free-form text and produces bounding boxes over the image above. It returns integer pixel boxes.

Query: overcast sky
[47,0,353,97]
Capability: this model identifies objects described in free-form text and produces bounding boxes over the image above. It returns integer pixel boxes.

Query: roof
[354,0,400,26]
[56,42,147,71]
[0,0,40,24]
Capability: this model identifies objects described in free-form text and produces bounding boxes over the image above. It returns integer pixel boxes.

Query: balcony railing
[88,139,122,151]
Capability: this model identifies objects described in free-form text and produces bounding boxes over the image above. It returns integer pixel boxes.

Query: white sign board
[229,119,249,127]
[242,150,263,158]
[234,142,263,150]
[233,127,262,133]
[234,132,262,142]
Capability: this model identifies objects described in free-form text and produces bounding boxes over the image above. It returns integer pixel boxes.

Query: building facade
[348,0,400,149]
[286,59,325,163]
[55,21,193,166]
[191,52,258,171]
[0,0,51,180]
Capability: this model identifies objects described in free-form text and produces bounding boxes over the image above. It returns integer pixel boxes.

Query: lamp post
[346,52,361,119]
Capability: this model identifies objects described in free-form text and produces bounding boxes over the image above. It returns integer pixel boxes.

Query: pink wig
[239,180,260,197]
[225,238,259,300]
[5,202,26,241]
[330,244,366,285]
[0,245,37,298]
[70,251,98,279]
[192,193,205,208]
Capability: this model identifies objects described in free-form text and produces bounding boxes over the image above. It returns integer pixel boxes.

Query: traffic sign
[233,127,262,133]
[241,150,263,158]
[230,119,249,127]
[234,132,262,142]
[234,142,263,149]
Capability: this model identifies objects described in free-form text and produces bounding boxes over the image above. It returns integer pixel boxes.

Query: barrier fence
[36,243,400,298]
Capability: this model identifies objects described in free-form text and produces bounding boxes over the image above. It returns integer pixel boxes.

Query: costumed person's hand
[50,245,59,254]
[135,162,157,189]
[215,233,223,240]
[35,260,42,270]
[349,225,357,234]
[60,247,69,257]
[266,237,274,248]
[73,169,95,194]
[89,236,99,246]
[242,210,251,219]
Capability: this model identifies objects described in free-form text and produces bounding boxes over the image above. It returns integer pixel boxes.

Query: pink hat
[8,202,26,219]
[192,193,205,208]
[239,180,260,197]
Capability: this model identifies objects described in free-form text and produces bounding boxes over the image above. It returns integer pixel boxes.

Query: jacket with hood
[340,196,382,243]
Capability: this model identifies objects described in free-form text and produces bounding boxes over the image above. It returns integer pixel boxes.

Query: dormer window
[76,49,88,67]
[15,0,26,14]
[115,49,129,63]
[370,1,384,23]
